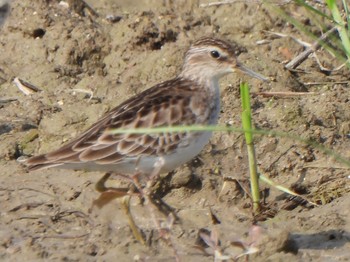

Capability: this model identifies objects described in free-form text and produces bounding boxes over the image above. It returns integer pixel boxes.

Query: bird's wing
[25,78,209,170]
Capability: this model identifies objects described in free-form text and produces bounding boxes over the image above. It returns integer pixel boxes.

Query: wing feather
[25,78,209,171]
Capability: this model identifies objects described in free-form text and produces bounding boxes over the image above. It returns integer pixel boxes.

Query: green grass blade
[342,0,350,35]
[259,174,318,206]
[295,0,332,20]
[240,82,260,212]
[264,1,347,64]
[108,125,350,168]
[326,0,350,66]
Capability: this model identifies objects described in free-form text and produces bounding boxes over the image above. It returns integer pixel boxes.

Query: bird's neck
[179,71,220,91]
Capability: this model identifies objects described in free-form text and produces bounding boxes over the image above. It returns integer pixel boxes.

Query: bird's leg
[142,158,179,259]
[133,159,179,251]
[95,173,112,192]
[120,194,146,245]
[91,173,145,244]
[128,159,164,232]
[148,159,178,218]
[91,173,137,209]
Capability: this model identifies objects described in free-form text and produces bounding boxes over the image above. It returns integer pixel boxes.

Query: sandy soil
[0,0,349,261]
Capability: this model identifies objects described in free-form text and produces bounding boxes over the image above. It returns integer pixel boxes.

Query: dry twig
[13,77,42,95]
[285,27,337,70]
[253,91,316,98]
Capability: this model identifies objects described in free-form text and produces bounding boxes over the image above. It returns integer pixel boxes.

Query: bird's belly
[160,131,212,172]
[119,131,212,174]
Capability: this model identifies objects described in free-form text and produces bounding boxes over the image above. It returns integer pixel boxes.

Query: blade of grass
[108,124,350,207]
[298,0,350,65]
[259,174,318,206]
[294,0,345,50]
[342,0,350,35]
[108,125,350,168]
[264,1,347,64]
[326,0,350,67]
[295,0,333,20]
[240,82,260,212]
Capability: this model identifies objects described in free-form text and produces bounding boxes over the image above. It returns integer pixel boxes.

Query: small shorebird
[23,37,267,189]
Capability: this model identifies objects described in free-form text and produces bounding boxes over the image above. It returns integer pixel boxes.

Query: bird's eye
[210,50,221,59]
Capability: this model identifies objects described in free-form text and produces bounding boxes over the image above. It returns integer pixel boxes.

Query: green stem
[326,0,350,68]
[240,82,260,213]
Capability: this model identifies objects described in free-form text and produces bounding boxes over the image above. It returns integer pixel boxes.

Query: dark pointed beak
[235,62,269,82]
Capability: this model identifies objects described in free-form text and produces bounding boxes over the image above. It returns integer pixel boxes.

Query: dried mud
[0,0,349,261]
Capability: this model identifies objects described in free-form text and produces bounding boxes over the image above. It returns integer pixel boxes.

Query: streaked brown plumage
[24,37,267,175]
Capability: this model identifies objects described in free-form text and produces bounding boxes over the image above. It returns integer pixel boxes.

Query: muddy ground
[0,0,349,261]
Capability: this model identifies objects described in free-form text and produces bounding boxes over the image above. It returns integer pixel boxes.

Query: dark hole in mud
[189,157,203,169]
[328,234,336,240]
[185,174,202,190]
[290,183,309,195]
[136,29,178,50]
[21,123,37,131]
[0,123,12,135]
[136,32,159,45]
[32,28,46,38]
[14,143,23,160]
[278,235,299,254]
[151,41,163,50]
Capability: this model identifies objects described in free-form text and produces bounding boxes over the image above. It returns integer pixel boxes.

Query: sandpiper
[24,37,267,185]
